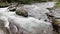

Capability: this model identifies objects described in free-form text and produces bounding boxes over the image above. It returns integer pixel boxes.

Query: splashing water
[0,2,56,34]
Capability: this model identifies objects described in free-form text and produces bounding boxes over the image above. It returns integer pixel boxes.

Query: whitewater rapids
[0,2,56,34]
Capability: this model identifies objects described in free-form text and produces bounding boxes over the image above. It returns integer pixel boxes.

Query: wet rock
[46,8,53,10]
[8,7,16,11]
[17,5,50,21]
[52,19,60,32]
[8,5,17,11]
[49,8,60,32]
[8,3,19,11]
[16,8,28,17]
[0,2,56,34]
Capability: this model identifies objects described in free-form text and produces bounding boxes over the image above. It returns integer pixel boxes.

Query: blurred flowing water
[0,2,56,34]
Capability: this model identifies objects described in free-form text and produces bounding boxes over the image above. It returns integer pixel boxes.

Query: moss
[58,32,60,34]
[54,2,60,8]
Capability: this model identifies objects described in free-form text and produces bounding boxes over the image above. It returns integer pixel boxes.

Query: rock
[8,3,18,11]
[46,8,53,10]
[52,19,60,32]
[8,5,17,11]
[16,7,28,17]
[49,8,60,32]
[17,5,50,22]
[0,3,9,8]
[8,7,16,11]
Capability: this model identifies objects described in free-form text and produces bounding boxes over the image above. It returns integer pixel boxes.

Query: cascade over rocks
[50,8,60,32]
[52,19,60,32]
[16,5,50,22]
[46,7,60,33]
[0,2,56,34]
[15,2,56,21]
[0,7,54,34]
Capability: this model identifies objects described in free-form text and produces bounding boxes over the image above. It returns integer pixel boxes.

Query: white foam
[0,2,55,34]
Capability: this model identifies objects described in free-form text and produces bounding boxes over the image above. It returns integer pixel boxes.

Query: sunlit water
[0,2,56,34]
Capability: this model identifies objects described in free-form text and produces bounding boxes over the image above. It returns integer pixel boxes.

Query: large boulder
[16,7,28,17]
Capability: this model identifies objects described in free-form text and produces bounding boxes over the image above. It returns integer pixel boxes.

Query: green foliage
[1,0,56,4]
[54,2,60,8]
[15,0,34,4]
[58,32,60,34]
[5,0,49,4]
[34,0,48,2]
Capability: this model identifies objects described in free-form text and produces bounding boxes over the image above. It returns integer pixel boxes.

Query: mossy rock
[0,2,9,8]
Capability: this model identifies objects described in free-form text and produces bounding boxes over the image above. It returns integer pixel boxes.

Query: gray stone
[16,8,28,17]
[8,5,16,11]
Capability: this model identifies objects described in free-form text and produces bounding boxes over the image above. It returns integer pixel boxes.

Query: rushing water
[0,2,56,34]
[51,8,60,18]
